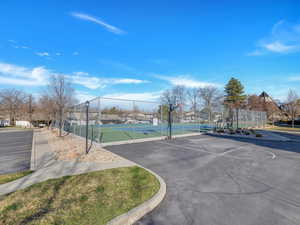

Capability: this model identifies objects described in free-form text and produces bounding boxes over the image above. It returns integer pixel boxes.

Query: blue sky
[1,0,300,102]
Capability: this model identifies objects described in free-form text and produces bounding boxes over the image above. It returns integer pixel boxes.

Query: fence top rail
[72,96,161,108]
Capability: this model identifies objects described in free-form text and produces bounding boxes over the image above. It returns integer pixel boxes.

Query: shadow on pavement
[205,132,300,155]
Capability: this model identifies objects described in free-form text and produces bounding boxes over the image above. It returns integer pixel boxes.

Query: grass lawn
[0,166,160,225]
[0,171,33,185]
[266,126,300,133]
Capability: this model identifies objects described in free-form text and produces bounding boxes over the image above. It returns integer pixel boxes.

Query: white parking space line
[2,144,31,150]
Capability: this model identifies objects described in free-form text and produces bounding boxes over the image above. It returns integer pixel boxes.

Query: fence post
[236,108,239,129]
[168,104,172,139]
[97,97,102,143]
[85,101,90,154]
[160,105,163,138]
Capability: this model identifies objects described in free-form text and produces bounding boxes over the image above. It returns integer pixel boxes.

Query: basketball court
[107,133,300,225]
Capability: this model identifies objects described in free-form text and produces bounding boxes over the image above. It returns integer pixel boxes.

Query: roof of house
[259,91,270,98]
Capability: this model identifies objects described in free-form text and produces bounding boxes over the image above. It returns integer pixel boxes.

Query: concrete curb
[107,166,166,225]
[30,130,36,171]
[28,129,167,225]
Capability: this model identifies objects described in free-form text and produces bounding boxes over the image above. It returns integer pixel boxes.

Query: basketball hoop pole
[168,103,180,139]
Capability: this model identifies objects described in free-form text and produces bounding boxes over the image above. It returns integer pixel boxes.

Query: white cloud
[288,75,300,81]
[98,59,137,72]
[70,72,148,89]
[157,75,221,88]
[249,20,300,56]
[103,91,162,101]
[76,91,97,102]
[36,52,50,57]
[262,41,296,53]
[70,72,105,89]
[246,50,264,56]
[111,78,147,84]
[73,51,79,56]
[71,12,125,35]
[55,52,62,56]
[0,62,49,86]
[0,62,148,90]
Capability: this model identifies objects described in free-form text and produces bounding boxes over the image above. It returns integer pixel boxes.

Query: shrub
[229,129,236,134]
[250,129,256,134]
[217,129,225,133]
[244,130,250,135]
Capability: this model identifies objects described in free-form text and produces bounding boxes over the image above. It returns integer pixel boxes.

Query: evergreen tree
[224,78,246,105]
[224,78,246,128]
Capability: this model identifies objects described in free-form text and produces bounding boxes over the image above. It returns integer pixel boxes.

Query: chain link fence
[53,97,267,145]
[219,108,267,129]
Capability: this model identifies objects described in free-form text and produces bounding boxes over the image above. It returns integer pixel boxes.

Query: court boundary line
[161,138,277,161]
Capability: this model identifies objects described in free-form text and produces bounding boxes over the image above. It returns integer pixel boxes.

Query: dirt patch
[46,129,122,163]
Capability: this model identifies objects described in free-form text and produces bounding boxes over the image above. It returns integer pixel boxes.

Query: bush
[256,133,263,137]
[217,129,225,133]
[243,130,250,135]
[250,129,256,134]
[229,129,236,134]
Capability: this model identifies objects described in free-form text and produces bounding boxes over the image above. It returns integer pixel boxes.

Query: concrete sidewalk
[0,130,135,196]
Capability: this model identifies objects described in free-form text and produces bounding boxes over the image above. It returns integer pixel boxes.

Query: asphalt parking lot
[107,133,300,225]
[0,129,33,174]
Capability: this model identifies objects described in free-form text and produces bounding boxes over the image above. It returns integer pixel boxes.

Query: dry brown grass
[265,126,300,133]
[46,129,121,163]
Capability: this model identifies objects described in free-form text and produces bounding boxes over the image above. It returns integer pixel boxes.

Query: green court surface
[69,123,210,143]
[66,121,262,144]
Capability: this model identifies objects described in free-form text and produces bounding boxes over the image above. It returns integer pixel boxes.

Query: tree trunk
[236,108,239,129]
[59,107,63,137]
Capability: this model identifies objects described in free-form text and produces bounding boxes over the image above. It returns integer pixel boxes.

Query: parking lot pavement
[106,134,300,225]
[0,129,33,174]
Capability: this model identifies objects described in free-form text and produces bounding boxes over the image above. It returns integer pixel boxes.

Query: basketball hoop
[169,103,182,112]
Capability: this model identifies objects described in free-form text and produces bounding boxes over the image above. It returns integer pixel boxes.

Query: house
[258,91,283,121]
[0,119,9,127]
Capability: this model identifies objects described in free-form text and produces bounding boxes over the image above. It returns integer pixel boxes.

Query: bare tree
[37,94,56,126]
[172,85,186,106]
[187,88,200,112]
[160,85,187,122]
[285,89,299,128]
[247,95,264,111]
[47,74,75,136]
[161,89,174,105]
[161,85,186,105]
[198,86,222,123]
[0,89,27,126]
